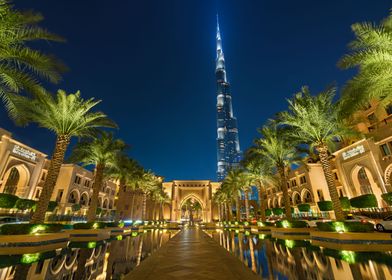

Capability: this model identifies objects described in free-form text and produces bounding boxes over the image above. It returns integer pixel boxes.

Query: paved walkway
[125,228,260,280]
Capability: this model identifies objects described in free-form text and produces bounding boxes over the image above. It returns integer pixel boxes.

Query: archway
[68,189,80,204]
[385,164,392,190]
[292,192,301,205]
[301,189,313,203]
[351,165,383,205]
[179,194,204,223]
[80,192,89,206]
[1,164,30,196]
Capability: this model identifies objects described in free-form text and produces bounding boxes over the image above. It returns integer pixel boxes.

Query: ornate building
[215,16,242,181]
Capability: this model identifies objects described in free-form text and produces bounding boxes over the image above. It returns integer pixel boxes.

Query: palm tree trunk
[235,195,241,221]
[130,192,136,220]
[115,180,126,222]
[226,202,232,220]
[31,135,70,223]
[259,182,266,222]
[278,165,292,221]
[317,144,345,221]
[87,163,105,222]
[244,190,250,221]
[142,192,147,221]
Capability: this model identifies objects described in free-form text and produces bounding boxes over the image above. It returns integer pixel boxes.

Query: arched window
[80,193,89,206]
[302,190,313,203]
[293,193,301,205]
[4,167,20,194]
[68,190,79,203]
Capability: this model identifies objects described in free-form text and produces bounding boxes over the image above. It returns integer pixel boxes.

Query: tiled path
[125,228,259,280]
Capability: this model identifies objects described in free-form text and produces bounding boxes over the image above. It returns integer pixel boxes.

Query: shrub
[105,221,125,228]
[316,221,374,232]
[0,193,19,208]
[257,221,274,227]
[275,220,308,228]
[297,203,310,212]
[317,201,333,211]
[0,223,64,235]
[350,194,378,209]
[73,222,106,229]
[339,197,351,211]
[15,199,36,211]
[47,201,58,212]
[272,208,283,215]
[72,204,81,211]
[96,207,102,215]
[265,209,272,216]
[381,192,392,206]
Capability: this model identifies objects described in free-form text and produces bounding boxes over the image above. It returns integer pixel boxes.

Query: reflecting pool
[207,230,392,280]
[0,229,179,279]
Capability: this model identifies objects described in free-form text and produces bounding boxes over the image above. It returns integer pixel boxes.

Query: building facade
[215,17,242,181]
[0,128,118,217]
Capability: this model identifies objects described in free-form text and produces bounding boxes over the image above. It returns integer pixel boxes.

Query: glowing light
[30,225,47,234]
[21,253,40,264]
[333,222,346,233]
[92,223,99,229]
[116,235,123,241]
[257,221,264,227]
[235,221,238,226]
[132,232,138,237]
[235,230,239,234]
[245,231,250,236]
[281,220,290,229]
[87,242,97,248]
[134,220,142,225]
[258,234,266,239]
[285,240,295,249]
[340,250,356,264]
[244,221,249,226]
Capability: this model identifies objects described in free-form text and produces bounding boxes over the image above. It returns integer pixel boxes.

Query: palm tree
[279,86,356,221]
[236,170,253,221]
[213,189,226,221]
[338,11,392,113]
[255,121,298,221]
[242,149,273,222]
[136,171,162,221]
[223,169,245,221]
[106,154,143,221]
[0,0,66,102]
[70,132,126,222]
[155,190,169,221]
[6,90,115,223]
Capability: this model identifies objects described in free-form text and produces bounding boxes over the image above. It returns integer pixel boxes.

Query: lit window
[381,144,391,156]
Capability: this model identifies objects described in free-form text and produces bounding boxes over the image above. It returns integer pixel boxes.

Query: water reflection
[208,230,392,280]
[0,229,178,279]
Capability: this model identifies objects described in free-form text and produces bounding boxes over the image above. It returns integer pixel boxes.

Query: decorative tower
[215,16,242,181]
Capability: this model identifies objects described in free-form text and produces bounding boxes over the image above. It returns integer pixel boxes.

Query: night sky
[0,1,390,181]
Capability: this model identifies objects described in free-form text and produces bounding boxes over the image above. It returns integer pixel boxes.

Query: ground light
[87,242,97,249]
[281,220,290,228]
[284,240,295,249]
[333,222,346,233]
[29,225,47,234]
[340,250,356,264]
[21,253,40,264]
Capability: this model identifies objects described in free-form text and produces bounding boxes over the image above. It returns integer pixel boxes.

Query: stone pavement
[125,228,260,280]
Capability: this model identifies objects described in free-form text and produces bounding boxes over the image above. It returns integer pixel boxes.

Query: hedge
[275,220,308,228]
[339,197,351,211]
[381,192,392,206]
[96,207,102,215]
[297,203,310,212]
[316,221,374,232]
[0,193,19,208]
[73,222,106,229]
[350,194,378,209]
[272,208,283,215]
[0,223,64,235]
[47,201,58,212]
[105,221,124,228]
[317,201,333,211]
[15,199,36,210]
[265,209,272,216]
[72,204,81,211]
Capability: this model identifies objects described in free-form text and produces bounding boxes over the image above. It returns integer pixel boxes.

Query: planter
[0,232,69,254]
[311,231,392,251]
[271,227,313,240]
[68,229,110,241]
[108,227,132,236]
[250,225,273,233]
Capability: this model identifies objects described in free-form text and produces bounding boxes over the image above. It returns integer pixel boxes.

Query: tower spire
[216,14,225,74]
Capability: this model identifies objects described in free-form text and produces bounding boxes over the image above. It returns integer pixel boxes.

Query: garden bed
[271,227,313,240]
[68,229,110,241]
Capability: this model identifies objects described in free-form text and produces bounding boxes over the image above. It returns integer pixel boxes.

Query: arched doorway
[351,165,383,204]
[1,165,30,196]
[179,195,204,223]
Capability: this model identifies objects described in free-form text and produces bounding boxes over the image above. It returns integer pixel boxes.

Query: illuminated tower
[216,16,242,181]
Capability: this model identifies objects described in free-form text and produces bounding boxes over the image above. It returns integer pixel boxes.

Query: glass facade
[215,17,242,181]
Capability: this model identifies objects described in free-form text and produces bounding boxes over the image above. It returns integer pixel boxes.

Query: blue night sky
[0,1,390,181]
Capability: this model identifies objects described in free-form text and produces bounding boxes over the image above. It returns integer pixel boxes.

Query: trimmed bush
[275,220,308,228]
[297,203,311,212]
[317,201,333,211]
[96,207,102,215]
[105,221,124,228]
[15,199,36,211]
[72,204,81,211]
[339,197,351,211]
[350,194,378,209]
[0,193,19,208]
[381,192,392,206]
[316,221,374,232]
[47,201,58,212]
[0,223,64,235]
[265,209,272,216]
[272,208,283,215]
[73,222,106,229]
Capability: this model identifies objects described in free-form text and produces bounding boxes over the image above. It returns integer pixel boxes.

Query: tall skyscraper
[215,16,242,181]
